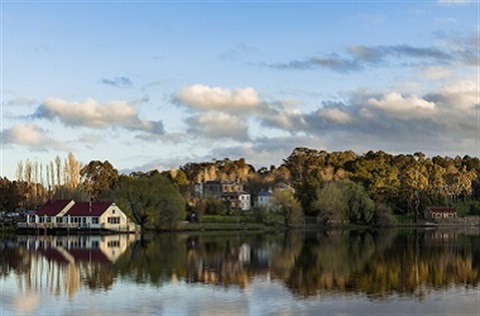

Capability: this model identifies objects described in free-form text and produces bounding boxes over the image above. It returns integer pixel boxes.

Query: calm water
[1,228,479,315]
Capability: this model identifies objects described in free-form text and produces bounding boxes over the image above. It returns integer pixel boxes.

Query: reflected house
[15,234,136,300]
[20,199,139,233]
[423,207,457,220]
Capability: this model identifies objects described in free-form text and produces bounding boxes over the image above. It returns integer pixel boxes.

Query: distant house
[203,180,244,198]
[254,189,273,209]
[424,207,457,220]
[223,191,251,211]
[21,200,139,233]
[200,180,251,211]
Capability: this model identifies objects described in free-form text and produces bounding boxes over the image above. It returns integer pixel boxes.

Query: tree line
[2,148,480,228]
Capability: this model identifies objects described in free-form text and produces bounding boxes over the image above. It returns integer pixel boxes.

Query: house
[254,189,273,209]
[201,180,251,211]
[203,180,244,198]
[424,207,457,220]
[223,191,251,211]
[21,200,139,233]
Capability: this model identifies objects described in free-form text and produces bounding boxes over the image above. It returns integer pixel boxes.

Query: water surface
[1,228,479,315]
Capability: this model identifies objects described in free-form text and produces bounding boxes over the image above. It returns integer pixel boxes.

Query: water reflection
[1,234,137,299]
[1,228,479,314]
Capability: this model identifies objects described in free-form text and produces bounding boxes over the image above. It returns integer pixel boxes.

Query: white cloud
[186,112,249,141]
[2,123,65,151]
[174,84,262,113]
[367,92,436,118]
[319,108,353,124]
[34,98,164,134]
[435,80,479,109]
[3,124,43,145]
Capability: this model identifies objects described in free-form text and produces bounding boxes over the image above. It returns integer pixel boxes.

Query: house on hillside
[20,200,139,233]
[423,207,457,220]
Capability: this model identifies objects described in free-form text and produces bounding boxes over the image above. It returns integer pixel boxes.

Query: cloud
[34,98,164,135]
[366,92,436,119]
[6,97,37,106]
[174,84,262,113]
[2,123,64,151]
[186,112,249,142]
[101,76,132,87]
[267,39,477,73]
[3,124,43,146]
[219,43,261,61]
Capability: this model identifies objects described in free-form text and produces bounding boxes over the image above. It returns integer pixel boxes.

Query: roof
[66,201,113,217]
[257,189,273,197]
[36,200,73,216]
[425,207,456,213]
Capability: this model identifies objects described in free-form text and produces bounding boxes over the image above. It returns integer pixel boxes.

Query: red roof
[66,201,113,217]
[426,207,456,213]
[36,200,73,216]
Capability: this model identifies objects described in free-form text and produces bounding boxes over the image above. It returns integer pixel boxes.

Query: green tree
[115,173,186,230]
[313,180,375,225]
[271,188,303,228]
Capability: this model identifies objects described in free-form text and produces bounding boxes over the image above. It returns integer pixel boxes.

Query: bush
[372,203,396,227]
[468,201,480,215]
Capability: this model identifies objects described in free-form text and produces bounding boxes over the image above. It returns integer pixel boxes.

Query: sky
[1,0,479,180]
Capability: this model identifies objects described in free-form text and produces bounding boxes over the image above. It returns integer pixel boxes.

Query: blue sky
[1,0,479,179]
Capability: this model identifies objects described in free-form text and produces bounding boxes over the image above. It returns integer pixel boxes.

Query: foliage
[115,173,186,230]
[81,160,119,200]
[313,179,375,225]
[468,201,480,216]
[271,188,304,227]
[371,203,397,227]
[203,196,228,216]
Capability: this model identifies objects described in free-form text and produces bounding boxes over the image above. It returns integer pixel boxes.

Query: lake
[1,228,479,315]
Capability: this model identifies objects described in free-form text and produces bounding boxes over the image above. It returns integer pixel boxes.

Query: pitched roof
[66,201,113,217]
[36,200,73,216]
[426,207,456,213]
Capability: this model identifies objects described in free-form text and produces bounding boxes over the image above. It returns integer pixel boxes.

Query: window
[92,217,99,224]
[107,240,120,248]
[56,217,63,223]
[107,217,120,224]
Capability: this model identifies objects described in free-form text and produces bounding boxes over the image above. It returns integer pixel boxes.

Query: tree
[313,180,375,225]
[80,160,119,200]
[271,188,303,228]
[115,173,186,230]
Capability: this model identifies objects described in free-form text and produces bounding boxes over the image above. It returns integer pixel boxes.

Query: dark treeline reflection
[2,229,479,300]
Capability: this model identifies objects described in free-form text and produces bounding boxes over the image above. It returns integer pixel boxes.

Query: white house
[22,200,139,233]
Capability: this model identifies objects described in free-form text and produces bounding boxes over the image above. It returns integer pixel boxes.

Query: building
[203,180,244,198]
[20,200,139,233]
[201,180,251,211]
[254,189,273,209]
[423,207,457,220]
[223,191,251,211]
